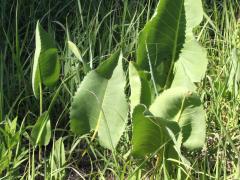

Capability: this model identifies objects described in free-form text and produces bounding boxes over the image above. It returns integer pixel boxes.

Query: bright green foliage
[50,137,66,179]
[228,21,240,94]
[68,41,82,61]
[228,48,240,94]
[170,64,196,91]
[132,0,207,156]
[184,0,204,30]
[136,0,186,89]
[32,21,60,98]
[132,105,180,158]
[0,117,26,175]
[136,0,207,90]
[70,51,128,150]
[129,62,151,113]
[31,112,51,146]
[149,87,206,149]
[67,40,90,74]
[231,20,240,49]
[172,0,208,88]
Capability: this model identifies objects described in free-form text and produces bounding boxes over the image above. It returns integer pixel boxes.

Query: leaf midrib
[90,73,114,148]
[164,0,185,88]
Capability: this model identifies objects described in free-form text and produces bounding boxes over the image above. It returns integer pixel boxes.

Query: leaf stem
[145,41,158,96]
[39,82,43,115]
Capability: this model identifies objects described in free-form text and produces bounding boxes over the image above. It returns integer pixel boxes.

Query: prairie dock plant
[1,0,240,179]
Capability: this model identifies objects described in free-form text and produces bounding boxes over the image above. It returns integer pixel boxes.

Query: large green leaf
[136,0,186,89]
[149,87,206,149]
[129,62,151,113]
[136,0,207,90]
[32,21,60,98]
[70,51,128,149]
[132,105,180,158]
[31,112,51,146]
[172,0,208,88]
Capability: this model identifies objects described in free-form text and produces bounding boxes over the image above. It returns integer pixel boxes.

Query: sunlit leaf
[150,87,206,149]
[136,0,186,89]
[70,51,128,149]
[129,62,151,113]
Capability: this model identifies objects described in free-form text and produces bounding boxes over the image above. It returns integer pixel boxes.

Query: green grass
[1,0,240,179]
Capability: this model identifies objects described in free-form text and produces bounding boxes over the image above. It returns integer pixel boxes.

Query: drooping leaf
[31,112,51,146]
[67,41,82,61]
[70,51,128,150]
[129,62,151,113]
[149,87,206,149]
[32,21,60,98]
[132,105,180,158]
[136,0,186,89]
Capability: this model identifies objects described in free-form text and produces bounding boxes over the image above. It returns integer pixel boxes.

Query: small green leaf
[31,112,51,146]
[67,40,90,73]
[70,51,128,150]
[39,48,60,87]
[68,41,82,61]
[150,87,206,149]
[132,105,180,158]
[32,21,60,98]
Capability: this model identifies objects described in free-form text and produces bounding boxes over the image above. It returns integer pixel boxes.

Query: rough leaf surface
[70,52,128,150]
[149,87,206,149]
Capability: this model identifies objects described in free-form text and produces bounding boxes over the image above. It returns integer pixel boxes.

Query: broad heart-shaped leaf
[228,48,240,95]
[70,51,128,150]
[31,111,51,146]
[32,21,60,98]
[129,62,151,113]
[136,0,186,89]
[132,105,180,158]
[149,87,206,149]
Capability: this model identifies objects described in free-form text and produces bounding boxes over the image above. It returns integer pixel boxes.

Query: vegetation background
[1,0,240,179]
